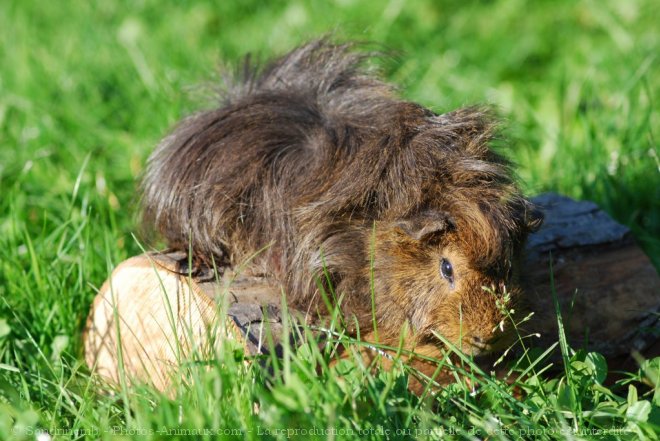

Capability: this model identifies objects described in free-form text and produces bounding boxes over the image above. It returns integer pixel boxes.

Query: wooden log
[83,193,660,391]
[522,193,659,360]
[84,254,223,392]
[83,253,299,392]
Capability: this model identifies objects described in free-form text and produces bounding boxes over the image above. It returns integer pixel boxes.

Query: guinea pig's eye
[440,258,454,284]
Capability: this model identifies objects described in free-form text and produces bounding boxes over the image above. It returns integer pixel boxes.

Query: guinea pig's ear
[525,204,544,233]
[396,210,454,242]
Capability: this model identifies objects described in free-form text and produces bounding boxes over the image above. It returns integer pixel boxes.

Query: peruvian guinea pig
[141,39,543,358]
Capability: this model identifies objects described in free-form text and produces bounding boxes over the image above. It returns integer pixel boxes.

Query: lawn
[0,0,658,439]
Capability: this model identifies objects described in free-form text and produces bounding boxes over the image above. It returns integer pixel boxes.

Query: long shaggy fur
[142,40,541,351]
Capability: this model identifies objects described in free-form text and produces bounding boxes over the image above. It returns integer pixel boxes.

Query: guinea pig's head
[371,203,542,357]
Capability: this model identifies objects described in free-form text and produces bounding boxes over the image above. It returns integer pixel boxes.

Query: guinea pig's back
[140,40,400,264]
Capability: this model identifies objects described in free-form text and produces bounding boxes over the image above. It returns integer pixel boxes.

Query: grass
[0,0,658,439]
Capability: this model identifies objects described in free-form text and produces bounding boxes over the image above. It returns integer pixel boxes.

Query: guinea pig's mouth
[468,336,494,353]
[424,331,510,357]
[465,331,515,356]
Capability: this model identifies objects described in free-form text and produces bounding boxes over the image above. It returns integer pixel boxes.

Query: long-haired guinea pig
[141,40,543,356]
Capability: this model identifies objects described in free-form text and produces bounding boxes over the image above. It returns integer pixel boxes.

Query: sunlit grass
[0,0,658,439]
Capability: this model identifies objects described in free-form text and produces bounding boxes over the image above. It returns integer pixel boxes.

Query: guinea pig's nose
[470,334,504,351]
[470,336,488,350]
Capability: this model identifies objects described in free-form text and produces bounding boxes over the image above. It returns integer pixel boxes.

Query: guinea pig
[141,39,542,357]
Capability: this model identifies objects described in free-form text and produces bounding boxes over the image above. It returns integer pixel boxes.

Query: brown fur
[141,40,542,356]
